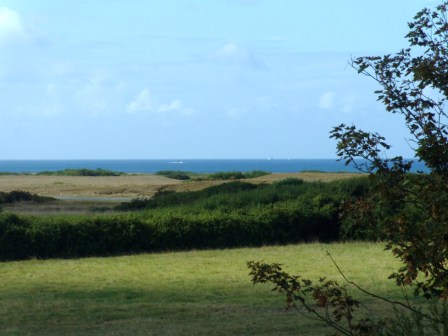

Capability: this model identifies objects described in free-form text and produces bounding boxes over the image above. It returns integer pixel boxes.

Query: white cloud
[158,99,182,113]
[0,7,32,45]
[126,88,154,114]
[318,91,336,110]
[127,89,195,116]
[158,99,195,116]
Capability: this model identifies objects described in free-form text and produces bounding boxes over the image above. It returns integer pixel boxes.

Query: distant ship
[168,161,184,164]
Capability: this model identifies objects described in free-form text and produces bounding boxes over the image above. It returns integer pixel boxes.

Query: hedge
[0,204,339,260]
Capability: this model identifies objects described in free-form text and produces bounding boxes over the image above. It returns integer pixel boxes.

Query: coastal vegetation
[155,170,194,180]
[36,168,126,176]
[0,176,371,261]
[0,168,127,176]
[0,1,446,334]
[0,190,55,205]
[155,169,271,180]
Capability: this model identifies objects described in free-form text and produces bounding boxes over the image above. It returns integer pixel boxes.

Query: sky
[0,0,439,159]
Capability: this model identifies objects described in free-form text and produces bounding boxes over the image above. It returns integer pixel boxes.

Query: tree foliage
[249,1,448,334]
[330,1,448,300]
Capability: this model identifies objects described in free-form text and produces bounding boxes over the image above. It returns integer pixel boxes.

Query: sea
[0,159,429,174]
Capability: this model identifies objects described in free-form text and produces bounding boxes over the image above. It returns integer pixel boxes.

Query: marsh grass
[0,242,404,335]
[1,199,122,215]
[0,172,361,201]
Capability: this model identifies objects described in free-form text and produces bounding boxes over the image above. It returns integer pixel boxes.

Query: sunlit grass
[0,242,402,335]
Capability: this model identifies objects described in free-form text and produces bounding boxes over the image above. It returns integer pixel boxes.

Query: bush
[208,171,246,180]
[36,168,124,176]
[0,203,341,261]
[0,191,55,204]
[273,178,304,186]
[207,171,270,180]
[155,170,192,180]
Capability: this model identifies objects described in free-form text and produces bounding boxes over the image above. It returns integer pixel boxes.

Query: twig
[326,251,441,324]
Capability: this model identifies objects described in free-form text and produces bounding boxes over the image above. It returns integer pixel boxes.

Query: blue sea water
[0,159,429,174]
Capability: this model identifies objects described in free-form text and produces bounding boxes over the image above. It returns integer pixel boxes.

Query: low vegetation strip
[0,177,371,261]
[36,168,126,176]
[206,170,271,180]
[0,209,337,260]
[155,170,271,180]
[155,170,194,180]
[0,190,55,204]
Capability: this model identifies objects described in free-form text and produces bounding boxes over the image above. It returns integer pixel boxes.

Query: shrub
[0,201,343,261]
[207,171,271,180]
[273,178,304,187]
[0,191,55,204]
[155,170,192,180]
[36,168,124,176]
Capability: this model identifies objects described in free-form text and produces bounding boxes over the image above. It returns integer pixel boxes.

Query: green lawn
[0,242,402,335]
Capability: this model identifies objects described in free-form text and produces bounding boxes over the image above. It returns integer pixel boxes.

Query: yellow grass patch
[0,172,364,198]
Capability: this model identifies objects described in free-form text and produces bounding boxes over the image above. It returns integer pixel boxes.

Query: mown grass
[0,242,404,335]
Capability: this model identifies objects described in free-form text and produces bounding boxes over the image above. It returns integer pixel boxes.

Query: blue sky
[0,0,438,159]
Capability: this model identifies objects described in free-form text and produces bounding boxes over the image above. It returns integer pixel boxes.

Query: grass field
[0,172,363,199]
[0,172,364,214]
[0,242,402,335]
[0,175,181,199]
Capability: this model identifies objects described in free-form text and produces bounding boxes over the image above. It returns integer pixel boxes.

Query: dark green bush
[0,214,33,260]
[273,178,304,186]
[36,168,124,176]
[242,170,271,179]
[115,182,260,211]
[155,170,192,180]
[0,201,341,261]
[207,171,270,180]
[0,190,55,204]
[203,181,259,195]
[208,171,246,180]
[115,197,152,211]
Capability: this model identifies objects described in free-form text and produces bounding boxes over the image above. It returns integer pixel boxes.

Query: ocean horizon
[0,159,429,174]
